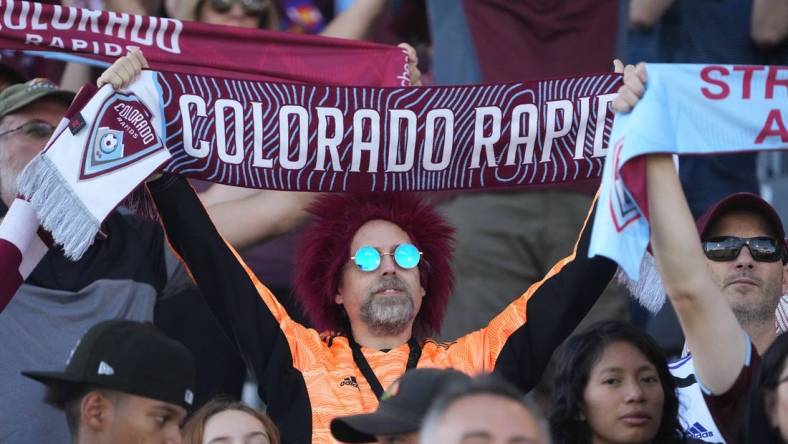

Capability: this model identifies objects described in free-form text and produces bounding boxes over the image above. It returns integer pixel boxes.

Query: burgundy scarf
[156,70,620,191]
[0,0,407,85]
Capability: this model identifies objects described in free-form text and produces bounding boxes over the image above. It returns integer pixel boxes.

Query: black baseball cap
[0,77,74,118]
[331,368,471,443]
[22,319,196,409]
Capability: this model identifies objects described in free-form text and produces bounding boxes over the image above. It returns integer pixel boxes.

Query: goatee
[360,275,415,336]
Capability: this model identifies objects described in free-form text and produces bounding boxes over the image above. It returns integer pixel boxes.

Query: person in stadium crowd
[70,43,622,444]
[549,321,695,444]
[616,62,788,443]
[182,398,281,444]
[22,320,195,444]
[418,374,548,444]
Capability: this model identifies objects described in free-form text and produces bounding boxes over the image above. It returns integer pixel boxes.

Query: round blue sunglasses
[351,243,422,272]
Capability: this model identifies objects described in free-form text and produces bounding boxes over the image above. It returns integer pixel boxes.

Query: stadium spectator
[419,374,547,444]
[0,78,169,443]
[616,63,788,442]
[99,46,620,440]
[140,166,616,443]
[189,0,279,29]
[0,71,235,442]
[743,332,788,443]
[549,321,691,444]
[21,319,195,444]
[624,0,787,220]
[330,368,470,444]
[623,0,788,364]
[182,398,281,444]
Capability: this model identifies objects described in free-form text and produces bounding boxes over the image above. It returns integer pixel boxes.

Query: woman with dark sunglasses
[186,0,279,30]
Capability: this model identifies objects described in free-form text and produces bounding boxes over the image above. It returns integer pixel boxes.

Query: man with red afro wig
[150,176,617,444]
[294,192,454,345]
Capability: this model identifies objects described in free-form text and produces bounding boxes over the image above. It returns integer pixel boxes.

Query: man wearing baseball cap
[0,76,183,443]
[615,66,788,442]
[0,78,73,310]
[330,368,471,444]
[0,77,73,207]
[0,66,249,442]
[665,191,788,442]
[22,319,196,444]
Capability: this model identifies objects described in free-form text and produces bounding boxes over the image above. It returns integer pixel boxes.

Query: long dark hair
[549,321,684,444]
[743,333,788,443]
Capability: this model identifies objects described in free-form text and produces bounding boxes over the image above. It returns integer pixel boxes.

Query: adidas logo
[687,422,714,439]
[339,376,359,389]
[97,361,115,376]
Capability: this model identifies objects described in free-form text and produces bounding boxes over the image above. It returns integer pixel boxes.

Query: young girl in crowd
[549,321,694,444]
[745,333,788,443]
[182,398,281,444]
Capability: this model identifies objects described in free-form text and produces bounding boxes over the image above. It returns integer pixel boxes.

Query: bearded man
[147,176,616,444]
[95,51,620,444]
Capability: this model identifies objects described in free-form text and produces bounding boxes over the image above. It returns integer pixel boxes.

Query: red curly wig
[293,193,455,340]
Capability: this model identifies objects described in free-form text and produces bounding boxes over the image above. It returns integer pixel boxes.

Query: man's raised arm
[646,154,746,394]
[614,64,748,394]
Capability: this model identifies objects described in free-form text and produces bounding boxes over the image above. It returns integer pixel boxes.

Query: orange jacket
[151,177,615,444]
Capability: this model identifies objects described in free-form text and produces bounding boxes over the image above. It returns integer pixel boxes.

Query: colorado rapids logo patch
[609,138,641,233]
[80,92,164,180]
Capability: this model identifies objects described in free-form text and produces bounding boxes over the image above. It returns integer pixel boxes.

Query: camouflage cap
[0,78,74,118]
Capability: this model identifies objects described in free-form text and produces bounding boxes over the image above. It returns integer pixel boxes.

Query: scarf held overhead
[18,69,620,259]
[590,63,788,312]
[0,0,407,85]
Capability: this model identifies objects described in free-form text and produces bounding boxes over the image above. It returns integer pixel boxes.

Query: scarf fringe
[17,155,100,261]
[615,251,667,313]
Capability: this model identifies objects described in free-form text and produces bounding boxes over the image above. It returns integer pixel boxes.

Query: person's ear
[82,391,111,432]
[335,279,345,304]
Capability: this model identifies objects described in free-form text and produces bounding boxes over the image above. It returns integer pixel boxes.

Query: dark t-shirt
[460,0,618,195]
[462,0,618,82]
[671,0,785,217]
[675,0,766,65]
[703,340,762,443]
[0,211,167,443]
[26,211,167,291]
